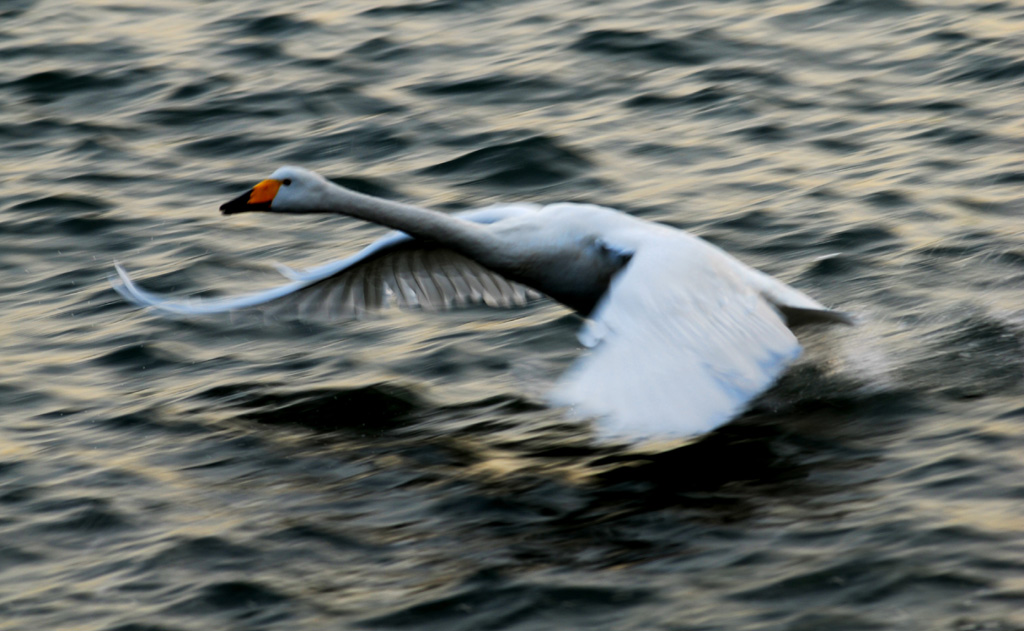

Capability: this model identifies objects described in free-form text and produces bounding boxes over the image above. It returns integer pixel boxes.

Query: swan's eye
[282,178,292,186]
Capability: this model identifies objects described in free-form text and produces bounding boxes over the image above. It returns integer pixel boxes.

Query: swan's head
[220,166,333,215]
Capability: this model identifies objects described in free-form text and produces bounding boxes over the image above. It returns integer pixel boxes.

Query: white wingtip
[108,260,324,317]
[109,262,177,313]
[109,261,142,304]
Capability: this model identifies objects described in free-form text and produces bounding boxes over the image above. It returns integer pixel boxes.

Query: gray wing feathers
[113,247,541,320]
[177,248,535,319]
[111,203,544,320]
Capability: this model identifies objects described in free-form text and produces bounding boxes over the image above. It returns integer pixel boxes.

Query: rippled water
[3,1,1024,629]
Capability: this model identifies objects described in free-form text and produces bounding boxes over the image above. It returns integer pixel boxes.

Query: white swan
[112,166,851,441]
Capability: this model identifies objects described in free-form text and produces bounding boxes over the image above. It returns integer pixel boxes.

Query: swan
[112,166,852,441]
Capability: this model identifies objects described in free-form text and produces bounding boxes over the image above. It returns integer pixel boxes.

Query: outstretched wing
[550,233,802,441]
[111,203,543,319]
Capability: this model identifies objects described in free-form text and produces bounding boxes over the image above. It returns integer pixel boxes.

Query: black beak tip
[220,189,256,215]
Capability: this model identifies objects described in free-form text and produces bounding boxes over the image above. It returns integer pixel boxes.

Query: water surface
[2,1,1024,629]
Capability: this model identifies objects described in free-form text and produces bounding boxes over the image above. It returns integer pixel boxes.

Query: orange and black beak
[220,179,282,215]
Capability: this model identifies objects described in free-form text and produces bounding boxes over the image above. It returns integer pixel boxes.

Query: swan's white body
[112,166,849,441]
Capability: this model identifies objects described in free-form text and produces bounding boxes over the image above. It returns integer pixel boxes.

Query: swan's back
[485,203,645,314]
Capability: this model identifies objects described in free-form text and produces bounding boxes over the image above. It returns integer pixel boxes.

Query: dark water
[2,1,1024,629]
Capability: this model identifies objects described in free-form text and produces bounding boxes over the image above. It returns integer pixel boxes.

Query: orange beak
[220,179,282,215]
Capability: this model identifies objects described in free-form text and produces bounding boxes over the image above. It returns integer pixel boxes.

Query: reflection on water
[1,0,1024,629]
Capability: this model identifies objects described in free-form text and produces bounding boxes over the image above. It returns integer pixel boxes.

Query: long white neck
[313,180,512,268]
